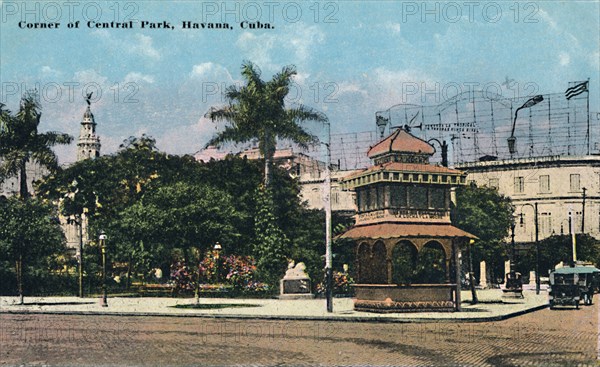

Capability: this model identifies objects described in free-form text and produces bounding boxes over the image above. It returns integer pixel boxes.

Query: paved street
[1,301,597,366]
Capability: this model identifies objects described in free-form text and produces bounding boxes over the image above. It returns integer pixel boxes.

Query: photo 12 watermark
[1,81,140,105]
[399,2,540,24]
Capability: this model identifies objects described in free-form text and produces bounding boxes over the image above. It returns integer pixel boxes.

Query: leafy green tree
[0,197,66,303]
[253,185,289,287]
[451,185,514,285]
[117,181,241,276]
[205,61,326,186]
[37,135,340,292]
[521,234,600,276]
[0,91,72,198]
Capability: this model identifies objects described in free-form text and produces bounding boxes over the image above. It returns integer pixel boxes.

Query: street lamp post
[194,248,201,305]
[428,138,449,167]
[468,239,478,304]
[213,242,222,284]
[507,95,544,157]
[99,231,108,307]
[510,220,516,272]
[324,121,333,313]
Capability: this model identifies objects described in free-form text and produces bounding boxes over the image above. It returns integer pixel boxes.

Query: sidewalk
[0,289,549,323]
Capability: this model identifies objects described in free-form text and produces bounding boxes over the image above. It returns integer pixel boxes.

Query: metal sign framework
[371,86,594,166]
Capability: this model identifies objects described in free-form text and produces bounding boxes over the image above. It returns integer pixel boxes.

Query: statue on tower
[85,92,93,106]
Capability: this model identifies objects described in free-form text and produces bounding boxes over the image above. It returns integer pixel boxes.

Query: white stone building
[194,145,358,213]
[0,160,47,198]
[298,169,359,214]
[62,105,101,253]
[456,155,600,243]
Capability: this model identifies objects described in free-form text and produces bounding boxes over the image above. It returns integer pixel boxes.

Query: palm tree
[205,61,327,186]
[0,90,73,198]
[0,91,72,304]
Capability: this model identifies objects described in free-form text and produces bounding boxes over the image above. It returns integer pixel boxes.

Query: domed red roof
[367,129,434,158]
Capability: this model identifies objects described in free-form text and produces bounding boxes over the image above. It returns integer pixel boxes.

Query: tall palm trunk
[264,155,271,187]
[263,129,275,187]
[19,160,28,198]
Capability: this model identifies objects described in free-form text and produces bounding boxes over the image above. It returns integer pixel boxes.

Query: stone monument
[529,271,536,285]
[479,261,487,289]
[279,261,313,299]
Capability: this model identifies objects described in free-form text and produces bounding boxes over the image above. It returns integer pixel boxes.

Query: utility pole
[569,212,577,264]
[534,203,540,294]
[582,187,586,233]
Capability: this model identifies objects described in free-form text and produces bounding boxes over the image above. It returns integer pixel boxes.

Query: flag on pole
[565,81,588,100]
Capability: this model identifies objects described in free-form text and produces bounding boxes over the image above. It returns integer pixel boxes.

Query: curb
[0,303,549,323]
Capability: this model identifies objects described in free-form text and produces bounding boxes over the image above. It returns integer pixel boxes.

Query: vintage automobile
[549,265,600,309]
[502,271,523,298]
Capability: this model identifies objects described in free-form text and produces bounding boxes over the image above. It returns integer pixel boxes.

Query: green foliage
[253,185,289,286]
[0,91,72,198]
[413,246,446,284]
[520,234,600,276]
[35,134,348,292]
[316,271,355,295]
[0,197,67,298]
[205,61,326,186]
[0,197,66,263]
[451,185,514,283]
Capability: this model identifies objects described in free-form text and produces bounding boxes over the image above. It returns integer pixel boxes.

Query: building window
[570,174,580,192]
[539,175,550,193]
[540,212,552,236]
[356,190,363,211]
[332,189,339,205]
[488,178,499,190]
[390,185,407,208]
[377,186,385,209]
[409,186,428,209]
[430,188,445,209]
[369,187,377,210]
[514,176,524,194]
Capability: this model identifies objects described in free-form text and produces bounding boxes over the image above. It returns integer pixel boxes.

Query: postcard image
[1,1,599,366]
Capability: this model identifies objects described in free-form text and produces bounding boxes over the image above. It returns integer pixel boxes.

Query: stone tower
[76,106,100,161]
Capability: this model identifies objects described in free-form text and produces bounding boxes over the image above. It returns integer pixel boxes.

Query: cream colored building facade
[456,155,600,243]
[298,169,359,214]
[194,145,357,213]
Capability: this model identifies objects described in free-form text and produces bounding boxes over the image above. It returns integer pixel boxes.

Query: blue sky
[1,1,599,164]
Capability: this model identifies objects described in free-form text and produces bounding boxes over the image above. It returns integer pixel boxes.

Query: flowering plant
[316,271,355,295]
[170,254,270,294]
[198,252,220,282]
[225,255,259,290]
[169,261,194,291]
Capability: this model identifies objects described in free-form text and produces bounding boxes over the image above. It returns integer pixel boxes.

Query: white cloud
[285,25,325,63]
[158,116,218,154]
[190,62,233,81]
[40,65,61,78]
[382,21,401,35]
[370,67,436,108]
[132,34,161,60]
[559,52,571,66]
[292,72,310,85]
[92,30,161,60]
[538,9,558,30]
[337,81,364,95]
[236,31,277,69]
[236,23,325,71]
[124,72,155,84]
[590,51,600,70]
